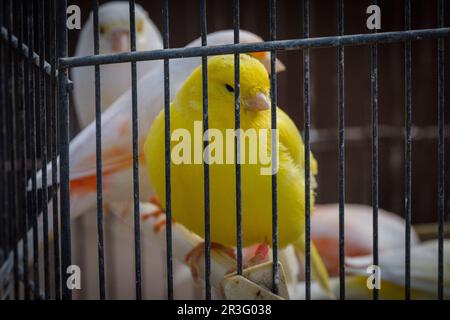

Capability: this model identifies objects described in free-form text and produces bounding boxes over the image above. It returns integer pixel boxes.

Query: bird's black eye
[225,84,234,92]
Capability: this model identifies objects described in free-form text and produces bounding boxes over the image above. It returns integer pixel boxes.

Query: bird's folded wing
[277,107,318,175]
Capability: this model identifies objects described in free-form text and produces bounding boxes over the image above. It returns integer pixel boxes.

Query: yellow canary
[144,54,329,292]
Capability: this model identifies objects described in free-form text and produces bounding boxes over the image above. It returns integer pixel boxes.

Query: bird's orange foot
[227,243,271,274]
[141,195,166,221]
[149,195,161,207]
[185,242,236,281]
[245,243,270,267]
[141,196,175,233]
[152,216,176,234]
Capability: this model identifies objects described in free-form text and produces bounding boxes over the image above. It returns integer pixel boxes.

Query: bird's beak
[274,58,286,73]
[250,52,286,74]
[245,92,271,111]
[111,30,130,52]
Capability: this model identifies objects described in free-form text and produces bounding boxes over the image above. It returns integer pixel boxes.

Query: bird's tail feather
[293,237,334,299]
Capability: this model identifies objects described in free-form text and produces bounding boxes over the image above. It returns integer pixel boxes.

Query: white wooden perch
[109,201,291,299]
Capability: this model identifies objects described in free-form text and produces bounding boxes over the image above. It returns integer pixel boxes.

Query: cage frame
[0,0,448,301]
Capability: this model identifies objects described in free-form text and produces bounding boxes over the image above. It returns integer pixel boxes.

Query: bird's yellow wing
[144,109,167,206]
[277,107,331,296]
[277,108,318,175]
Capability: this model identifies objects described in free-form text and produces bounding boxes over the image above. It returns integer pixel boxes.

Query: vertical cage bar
[56,0,72,300]
[162,0,174,300]
[200,0,212,300]
[128,0,142,300]
[337,0,345,300]
[2,6,11,276]
[0,0,7,272]
[44,0,54,299]
[10,0,17,298]
[6,0,15,300]
[16,0,30,300]
[1,1,11,272]
[43,0,57,298]
[3,0,11,297]
[92,0,106,300]
[8,0,19,299]
[1,5,9,277]
[49,0,61,300]
[437,0,445,301]
[233,0,243,277]
[371,0,379,302]
[303,0,311,300]
[38,0,50,299]
[25,0,40,300]
[270,0,279,295]
[404,0,412,301]
[33,0,43,299]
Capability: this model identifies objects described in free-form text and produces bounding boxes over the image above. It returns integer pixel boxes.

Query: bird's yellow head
[176,54,271,114]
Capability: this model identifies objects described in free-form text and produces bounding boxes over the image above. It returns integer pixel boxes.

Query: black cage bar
[0,0,448,301]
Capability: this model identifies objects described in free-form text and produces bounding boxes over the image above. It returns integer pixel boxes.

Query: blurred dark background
[68,0,450,225]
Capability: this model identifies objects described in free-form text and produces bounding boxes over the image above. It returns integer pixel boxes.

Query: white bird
[343,240,450,299]
[290,240,449,300]
[311,204,421,277]
[72,1,163,129]
[274,204,422,298]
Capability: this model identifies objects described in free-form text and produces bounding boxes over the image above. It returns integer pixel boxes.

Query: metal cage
[0,0,448,300]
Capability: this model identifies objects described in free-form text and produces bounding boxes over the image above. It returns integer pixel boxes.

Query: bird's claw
[149,195,162,208]
[185,242,236,282]
[152,217,176,233]
[140,196,175,233]
[141,209,166,222]
[227,243,270,274]
[245,243,270,267]
[141,196,166,221]
[185,242,270,280]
